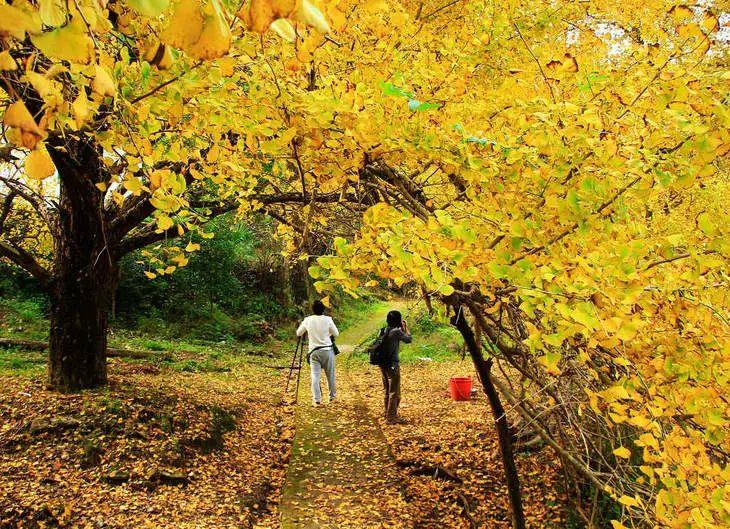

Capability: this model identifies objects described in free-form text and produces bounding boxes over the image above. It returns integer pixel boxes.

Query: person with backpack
[369,310,412,424]
[296,300,340,406]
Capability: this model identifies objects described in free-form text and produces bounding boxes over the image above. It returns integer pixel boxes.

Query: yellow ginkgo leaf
[669,4,693,23]
[613,446,631,459]
[25,147,56,180]
[157,214,174,231]
[618,495,641,508]
[172,253,188,266]
[0,5,41,40]
[293,0,330,34]
[162,0,231,60]
[23,72,62,106]
[149,190,179,212]
[244,0,299,33]
[39,0,68,27]
[162,1,203,49]
[0,51,17,71]
[91,65,116,97]
[127,0,170,17]
[30,20,95,65]
[3,101,45,150]
[701,12,719,33]
[124,176,144,195]
[270,19,297,42]
[194,0,232,60]
[72,89,91,128]
[365,0,388,13]
[143,42,175,70]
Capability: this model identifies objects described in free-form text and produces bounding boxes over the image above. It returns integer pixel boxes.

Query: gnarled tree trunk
[47,141,118,392]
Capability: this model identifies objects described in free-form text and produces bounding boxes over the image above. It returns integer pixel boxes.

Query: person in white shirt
[296,300,339,405]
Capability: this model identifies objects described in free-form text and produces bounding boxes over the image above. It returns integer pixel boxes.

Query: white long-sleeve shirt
[296,315,339,352]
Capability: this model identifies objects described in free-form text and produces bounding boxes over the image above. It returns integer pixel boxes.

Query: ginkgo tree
[287,1,728,529]
[1,0,728,527]
[0,0,345,392]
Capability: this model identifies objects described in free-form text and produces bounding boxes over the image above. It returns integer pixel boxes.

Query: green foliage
[0,264,48,340]
[0,347,45,376]
[115,215,295,343]
[348,303,462,365]
[334,296,385,332]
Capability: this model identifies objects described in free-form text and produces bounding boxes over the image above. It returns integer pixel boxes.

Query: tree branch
[115,224,179,256]
[0,175,56,228]
[0,241,52,288]
[109,162,195,242]
[0,192,18,233]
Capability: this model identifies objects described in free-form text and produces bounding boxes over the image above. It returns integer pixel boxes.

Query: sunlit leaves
[71,89,91,128]
[39,0,67,27]
[24,147,56,180]
[0,4,41,39]
[30,20,94,64]
[0,50,17,70]
[243,0,330,35]
[0,2,727,526]
[244,0,298,32]
[270,19,297,42]
[291,0,330,34]
[162,0,231,60]
[126,0,170,17]
[3,101,45,150]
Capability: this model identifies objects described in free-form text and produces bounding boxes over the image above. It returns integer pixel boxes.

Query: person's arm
[398,320,413,343]
[393,326,412,344]
[329,317,340,338]
[296,318,308,337]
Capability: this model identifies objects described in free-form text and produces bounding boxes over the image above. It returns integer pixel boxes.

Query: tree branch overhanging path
[0,1,727,529]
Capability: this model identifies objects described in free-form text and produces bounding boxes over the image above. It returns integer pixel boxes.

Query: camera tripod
[285,336,305,403]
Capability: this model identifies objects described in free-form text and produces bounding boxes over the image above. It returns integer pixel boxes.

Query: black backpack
[368,327,391,366]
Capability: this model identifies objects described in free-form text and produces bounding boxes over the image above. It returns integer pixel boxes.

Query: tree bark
[47,139,117,392]
[451,308,526,529]
[48,272,116,391]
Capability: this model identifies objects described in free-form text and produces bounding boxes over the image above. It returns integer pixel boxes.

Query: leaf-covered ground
[353,359,567,528]
[1,303,568,529]
[0,357,294,529]
[272,304,567,529]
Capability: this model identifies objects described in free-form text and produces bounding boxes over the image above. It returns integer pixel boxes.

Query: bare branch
[0,175,56,227]
[0,191,17,233]
[0,240,52,288]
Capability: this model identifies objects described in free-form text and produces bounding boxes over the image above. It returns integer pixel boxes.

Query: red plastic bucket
[449,377,472,401]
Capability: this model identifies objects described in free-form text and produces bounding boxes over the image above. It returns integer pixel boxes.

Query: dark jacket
[384,327,412,366]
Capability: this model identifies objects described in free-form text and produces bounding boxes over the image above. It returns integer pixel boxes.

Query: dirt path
[279,303,413,529]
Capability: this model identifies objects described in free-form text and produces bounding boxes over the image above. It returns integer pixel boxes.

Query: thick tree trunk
[47,139,117,392]
[48,272,116,391]
[451,308,526,529]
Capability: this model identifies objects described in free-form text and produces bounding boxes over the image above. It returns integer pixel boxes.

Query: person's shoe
[329,397,336,404]
[313,401,322,407]
[386,417,408,425]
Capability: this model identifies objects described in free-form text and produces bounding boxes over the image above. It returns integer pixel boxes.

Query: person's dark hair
[386,310,402,328]
[312,300,326,315]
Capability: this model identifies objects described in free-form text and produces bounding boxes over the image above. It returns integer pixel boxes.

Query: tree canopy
[1,0,728,528]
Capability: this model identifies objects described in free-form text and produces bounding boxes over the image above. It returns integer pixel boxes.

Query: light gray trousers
[310,347,336,403]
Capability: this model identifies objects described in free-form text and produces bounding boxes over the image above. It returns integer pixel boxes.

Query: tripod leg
[286,337,302,393]
[295,342,305,404]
